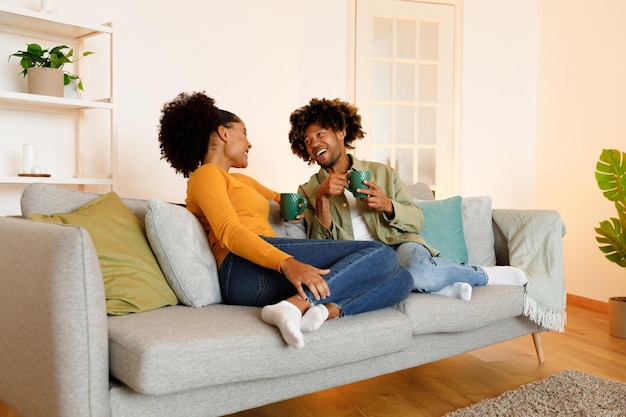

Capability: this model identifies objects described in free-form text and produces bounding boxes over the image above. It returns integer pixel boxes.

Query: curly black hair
[158,91,240,177]
[288,98,366,165]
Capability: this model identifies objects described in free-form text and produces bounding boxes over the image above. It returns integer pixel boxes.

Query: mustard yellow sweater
[185,164,291,270]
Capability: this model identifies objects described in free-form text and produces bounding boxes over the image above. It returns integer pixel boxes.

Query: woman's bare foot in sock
[301,303,341,333]
[301,304,329,332]
[483,266,528,286]
[432,282,472,301]
[261,300,305,348]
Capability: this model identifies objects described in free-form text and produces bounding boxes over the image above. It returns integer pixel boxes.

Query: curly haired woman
[158,92,413,349]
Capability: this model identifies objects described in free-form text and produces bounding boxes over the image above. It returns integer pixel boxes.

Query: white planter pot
[64,80,81,99]
[608,296,626,339]
[27,67,63,97]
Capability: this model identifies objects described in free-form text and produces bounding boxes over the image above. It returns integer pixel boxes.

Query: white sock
[432,282,472,301]
[483,266,528,286]
[261,300,304,349]
[301,304,329,333]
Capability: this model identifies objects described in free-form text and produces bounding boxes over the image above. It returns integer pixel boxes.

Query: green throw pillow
[29,191,178,315]
[417,196,469,264]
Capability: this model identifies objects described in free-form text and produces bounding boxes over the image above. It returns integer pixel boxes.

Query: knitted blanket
[493,209,567,332]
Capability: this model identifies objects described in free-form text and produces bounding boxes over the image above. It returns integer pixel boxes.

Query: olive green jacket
[298,156,438,256]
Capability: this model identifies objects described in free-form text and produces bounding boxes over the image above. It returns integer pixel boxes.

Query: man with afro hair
[288,98,528,301]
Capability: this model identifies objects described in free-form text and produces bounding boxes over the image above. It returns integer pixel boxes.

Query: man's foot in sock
[261,300,304,348]
[483,266,528,286]
[432,282,472,301]
[301,304,329,332]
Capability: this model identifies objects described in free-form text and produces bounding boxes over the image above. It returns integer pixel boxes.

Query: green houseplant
[595,148,626,338]
[8,43,94,92]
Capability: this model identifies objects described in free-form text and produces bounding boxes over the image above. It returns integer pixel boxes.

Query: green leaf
[595,149,626,202]
[48,45,69,55]
[26,43,43,56]
[595,218,626,267]
[49,53,59,68]
[595,148,626,224]
[19,58,32,70]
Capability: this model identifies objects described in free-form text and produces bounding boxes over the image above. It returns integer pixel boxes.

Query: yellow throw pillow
[29,191,178,315]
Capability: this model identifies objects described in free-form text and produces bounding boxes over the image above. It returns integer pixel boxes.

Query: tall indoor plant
[594,148,626,338]
[8,43,93,96]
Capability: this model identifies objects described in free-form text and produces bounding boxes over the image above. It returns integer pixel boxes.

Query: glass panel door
[355,0,456,197]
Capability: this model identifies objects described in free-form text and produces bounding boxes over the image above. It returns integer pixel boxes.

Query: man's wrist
[385,200,395,219]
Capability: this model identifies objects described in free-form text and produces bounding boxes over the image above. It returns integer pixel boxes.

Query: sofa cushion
[417,196,469,263]
[462,196,496,266]
[415,194,496,266]
[396,285,525,335]
[28,191,178,315]
[145,199,222,307]
[107,305,411,395]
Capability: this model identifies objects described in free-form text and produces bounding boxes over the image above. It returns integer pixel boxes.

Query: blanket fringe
[523,293,567,333]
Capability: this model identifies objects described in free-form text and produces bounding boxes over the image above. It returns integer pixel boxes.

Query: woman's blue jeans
[219,238,413,316]
[395,242,488,292]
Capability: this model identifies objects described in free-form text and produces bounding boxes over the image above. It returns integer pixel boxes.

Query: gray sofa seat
[108,305,411,396]
[399,285,525,335]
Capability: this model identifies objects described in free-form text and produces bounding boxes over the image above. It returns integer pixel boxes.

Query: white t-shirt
[345,190,375,241]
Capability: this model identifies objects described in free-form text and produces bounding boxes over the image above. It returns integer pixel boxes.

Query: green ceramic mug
[280,193,308,220]
[348,170,371,198]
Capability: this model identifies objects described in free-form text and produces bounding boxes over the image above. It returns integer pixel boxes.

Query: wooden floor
[1,303,625,417]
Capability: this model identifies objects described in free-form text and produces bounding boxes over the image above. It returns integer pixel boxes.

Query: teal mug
[280,193,308,220]
[348,170,371,198]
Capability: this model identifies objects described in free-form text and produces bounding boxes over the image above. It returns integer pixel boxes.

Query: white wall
[536,0,626,302]
[461,0,537,209]
[2,0,624,302]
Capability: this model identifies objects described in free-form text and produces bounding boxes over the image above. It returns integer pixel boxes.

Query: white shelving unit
[0,5,115,190]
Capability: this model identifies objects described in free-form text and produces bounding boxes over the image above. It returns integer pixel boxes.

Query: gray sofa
[0,182,567,417]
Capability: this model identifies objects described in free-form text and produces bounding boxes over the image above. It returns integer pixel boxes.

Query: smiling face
[304,122,348,170]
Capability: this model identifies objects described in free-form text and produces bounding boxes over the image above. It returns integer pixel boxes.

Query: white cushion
[462,196,496,266]
[145,199,222,307]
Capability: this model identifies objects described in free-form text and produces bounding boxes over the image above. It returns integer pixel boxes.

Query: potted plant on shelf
[594,148,626,338]
[8,43,94,97]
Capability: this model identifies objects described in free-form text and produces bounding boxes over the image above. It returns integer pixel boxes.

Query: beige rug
[444,370,626,416]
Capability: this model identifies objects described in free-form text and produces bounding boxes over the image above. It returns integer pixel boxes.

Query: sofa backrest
[20,182,508,266]
[21,183,149,222]
[406,182,435,201]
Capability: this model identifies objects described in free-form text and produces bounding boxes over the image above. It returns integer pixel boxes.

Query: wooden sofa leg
[532,332,545,364]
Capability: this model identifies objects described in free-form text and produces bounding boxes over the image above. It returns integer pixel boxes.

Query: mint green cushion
[29,191,178,315]
[417,196,469,263]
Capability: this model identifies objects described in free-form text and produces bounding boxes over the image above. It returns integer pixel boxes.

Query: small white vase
[27,67,64,97]
[608,296,626,339]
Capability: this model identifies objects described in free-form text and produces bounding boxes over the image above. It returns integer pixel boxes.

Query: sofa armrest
[492,209,567,332]
[0,217,111,417]
[492,208,567,263]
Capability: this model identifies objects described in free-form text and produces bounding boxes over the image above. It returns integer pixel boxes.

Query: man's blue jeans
[395,242,488,292]
[219,238,413,316]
